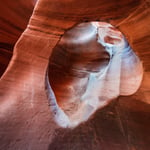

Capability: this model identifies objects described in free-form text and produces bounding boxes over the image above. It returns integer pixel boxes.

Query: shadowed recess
[46,22,143,128]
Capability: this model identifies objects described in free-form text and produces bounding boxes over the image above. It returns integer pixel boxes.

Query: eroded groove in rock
[47,22,143,128]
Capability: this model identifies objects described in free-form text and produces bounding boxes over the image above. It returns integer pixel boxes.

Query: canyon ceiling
[0,0,150,150]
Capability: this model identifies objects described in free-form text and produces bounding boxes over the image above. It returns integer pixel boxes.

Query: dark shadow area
[48,97,150,150]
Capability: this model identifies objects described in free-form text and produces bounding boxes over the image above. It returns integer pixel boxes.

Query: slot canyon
[0,0,150,150]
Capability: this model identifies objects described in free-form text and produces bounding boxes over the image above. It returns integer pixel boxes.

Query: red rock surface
[0,0,150,150]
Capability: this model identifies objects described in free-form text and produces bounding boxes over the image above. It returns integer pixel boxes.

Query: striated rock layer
[0,0,150,150]
[47,22,143,128]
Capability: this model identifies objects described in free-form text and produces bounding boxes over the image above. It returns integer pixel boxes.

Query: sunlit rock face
[47,22,143,128]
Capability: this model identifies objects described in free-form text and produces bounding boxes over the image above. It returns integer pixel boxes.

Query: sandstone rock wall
[0,0,150,150]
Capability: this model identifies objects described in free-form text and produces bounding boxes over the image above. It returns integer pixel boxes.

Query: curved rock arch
[0,0,150,149]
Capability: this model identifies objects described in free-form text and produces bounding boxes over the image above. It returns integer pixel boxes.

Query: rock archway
[0,0,150,149]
